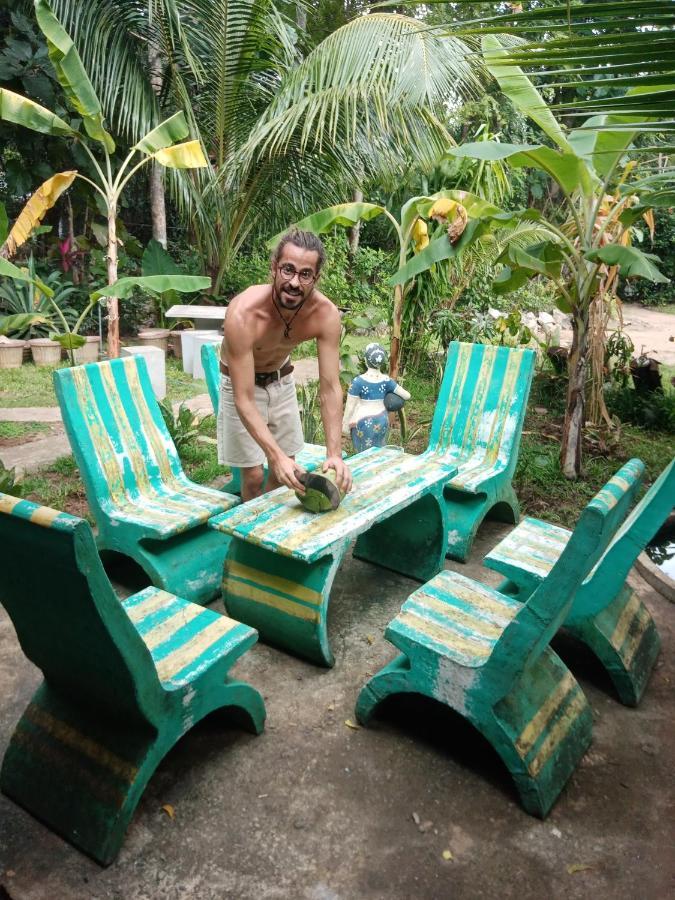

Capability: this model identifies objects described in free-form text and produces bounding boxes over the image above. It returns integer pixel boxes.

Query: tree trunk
[106,203,120,358]
[149,162,167,247]
[347,187,363,269]
[389,284,403,380]
[560,312,590,480]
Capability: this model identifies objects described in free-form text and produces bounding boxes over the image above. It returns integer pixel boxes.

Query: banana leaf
[268,202,387,248]
[135,112,190,155]
[0,257,54,298]
[584,245,669,283]
[34,0,114,153]
[0,313,50,337]
[153,140,208,169]
[389,219,488,287]
[0,87,74,137]
[91,275,211,301]
[2,171,77,258]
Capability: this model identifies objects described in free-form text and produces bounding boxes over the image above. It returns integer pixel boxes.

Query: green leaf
[569,115,640,179]
[0,312,50,336]
[481,35,571,153]
[134,112,189,154]
[34,0,114,153]
[91,275,211,301]
[51,332,85,349]
[584,246,669,283]
[493,265,532,295]
[141,239,181,278]
[0,87,74,137]
[268,202,386,248]
[389,219,488,287]
[0,203,8,245]
[0,257,54,297]
[448,142,595,197]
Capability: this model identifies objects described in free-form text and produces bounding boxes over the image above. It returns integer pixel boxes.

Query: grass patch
[0,421,49,441]
[165,357,208,404]
[0,362,69,408]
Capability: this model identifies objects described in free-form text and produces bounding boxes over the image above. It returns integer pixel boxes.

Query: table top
[210,446,456,563]
[166,305,227,320]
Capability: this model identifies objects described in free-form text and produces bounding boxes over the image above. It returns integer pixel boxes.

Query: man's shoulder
[310,289,341,326]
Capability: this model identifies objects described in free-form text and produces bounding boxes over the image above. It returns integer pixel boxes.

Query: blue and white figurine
[342,343,411,452]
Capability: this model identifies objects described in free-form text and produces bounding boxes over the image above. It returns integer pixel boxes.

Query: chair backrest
[53,357,186,514]
[0,494,162,723]
[202,341,221,415]
[495,458,646,677]
[593,457,675,598]
[427,342,535,473]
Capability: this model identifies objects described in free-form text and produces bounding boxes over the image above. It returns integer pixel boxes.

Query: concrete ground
[0,522,673,900]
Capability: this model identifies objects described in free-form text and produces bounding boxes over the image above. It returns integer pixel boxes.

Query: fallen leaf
[412,812,421,825]
[419,820,433,833]
[366,635,374,645]
[567,863,593,875]
[344,719,360,730]
[161,804,176,820]
[327,704,334,711]
[442,849,454,861]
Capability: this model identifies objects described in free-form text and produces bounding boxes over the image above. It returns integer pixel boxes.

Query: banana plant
[0,256,209,365]
[0,0,209,357]
[391,36,672,480]
[269,190,503,379]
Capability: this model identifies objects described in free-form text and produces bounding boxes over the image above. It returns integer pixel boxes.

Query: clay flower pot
[0,338,26,369]
[29,338,62,367]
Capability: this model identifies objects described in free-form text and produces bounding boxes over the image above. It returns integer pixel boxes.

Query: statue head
[364,342,387,371]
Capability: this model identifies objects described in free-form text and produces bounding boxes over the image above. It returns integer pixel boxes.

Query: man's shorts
[217,373,305,468]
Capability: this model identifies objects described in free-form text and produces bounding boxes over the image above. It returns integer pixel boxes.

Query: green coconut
[295,469,344,513]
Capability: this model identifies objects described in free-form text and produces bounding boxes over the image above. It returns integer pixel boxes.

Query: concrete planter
[72,335,101,365]
[168,331,183,359]
[0,339,26,369]
[137,328,169,354]
[29,338,62,367]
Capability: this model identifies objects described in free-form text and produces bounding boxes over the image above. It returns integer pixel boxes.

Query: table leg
[222,538,346,667]
[353,491,447,583]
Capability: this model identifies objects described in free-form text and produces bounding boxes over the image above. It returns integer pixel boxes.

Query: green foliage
[297,380,323,444]
[0,256,78,338]
[606,385,675,434]
[0,459,25,497]
[158,400,205,454]
[624,207,675,307]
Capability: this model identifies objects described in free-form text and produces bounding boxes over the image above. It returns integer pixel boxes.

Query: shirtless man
[218,228,352,501]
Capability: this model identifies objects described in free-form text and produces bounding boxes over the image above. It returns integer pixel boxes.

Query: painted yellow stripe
[434,573,520,619]
[527,691,588,778]
[124,589,176,623]
[593,474,632,512]
[142,604,207,651]
[609,590,641,653]
[483,352,523,465]
[225,576,322,622]
[411,591,506,639]
[29,505,63,527]
[515,670,576,759]
[227,560,322,606]
[436,342,474,452]
[619,603,651,668]
[155,616,240,682]
[458,347,497,455]
[397,609,492,661]
[0,495,24,515]
[25,703,137,783]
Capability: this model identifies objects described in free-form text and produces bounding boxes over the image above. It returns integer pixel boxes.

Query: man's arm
[224,310,305,493]
[316,307,353,493]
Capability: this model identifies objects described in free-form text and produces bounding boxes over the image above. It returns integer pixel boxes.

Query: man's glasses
[277,263,316,285]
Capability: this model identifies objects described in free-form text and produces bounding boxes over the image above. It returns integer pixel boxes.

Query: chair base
[99,524,230,606]
[356,645,591,819]
[1,680,265,866]
[567,585,661,707]
[444,486,519,562]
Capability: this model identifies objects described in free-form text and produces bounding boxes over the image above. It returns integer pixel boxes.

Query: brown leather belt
[220,361,294,387]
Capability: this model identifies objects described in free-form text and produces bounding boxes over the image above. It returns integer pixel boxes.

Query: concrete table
[165,304,226,330]
[209,446,457,666]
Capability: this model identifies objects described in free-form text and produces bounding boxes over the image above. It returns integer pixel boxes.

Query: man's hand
[323,455,352,493]
[268,452,306,493]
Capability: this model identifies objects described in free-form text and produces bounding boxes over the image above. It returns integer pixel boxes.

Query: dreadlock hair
[271,229,326,273]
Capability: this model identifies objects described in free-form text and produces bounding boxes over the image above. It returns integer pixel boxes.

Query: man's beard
[274,284,304,310]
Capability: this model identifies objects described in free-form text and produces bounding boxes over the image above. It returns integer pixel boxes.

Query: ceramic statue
[342,343,410,452]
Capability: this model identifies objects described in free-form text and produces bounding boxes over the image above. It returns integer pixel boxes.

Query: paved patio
[0,522,673,899]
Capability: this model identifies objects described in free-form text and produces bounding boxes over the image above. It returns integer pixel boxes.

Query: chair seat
[123,587,256,689]
[485,517,571,583]
[104,482,239,540]
[386,569,521,668]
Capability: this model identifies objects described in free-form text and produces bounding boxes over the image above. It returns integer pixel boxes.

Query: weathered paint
[355,463,650,818]
[211,446,456,665]
[485,458,673,705]
[54,357,240,605]
[0,493,265,865]
[201,341,330,495]
[422,342,536,561]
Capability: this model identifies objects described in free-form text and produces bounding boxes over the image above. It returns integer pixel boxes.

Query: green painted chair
[422,341,536,561]
[0,493,265,865]
[54,356,240,605]
[356,459,644,818]
[484,458,673,706]
[201,341,329,495]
